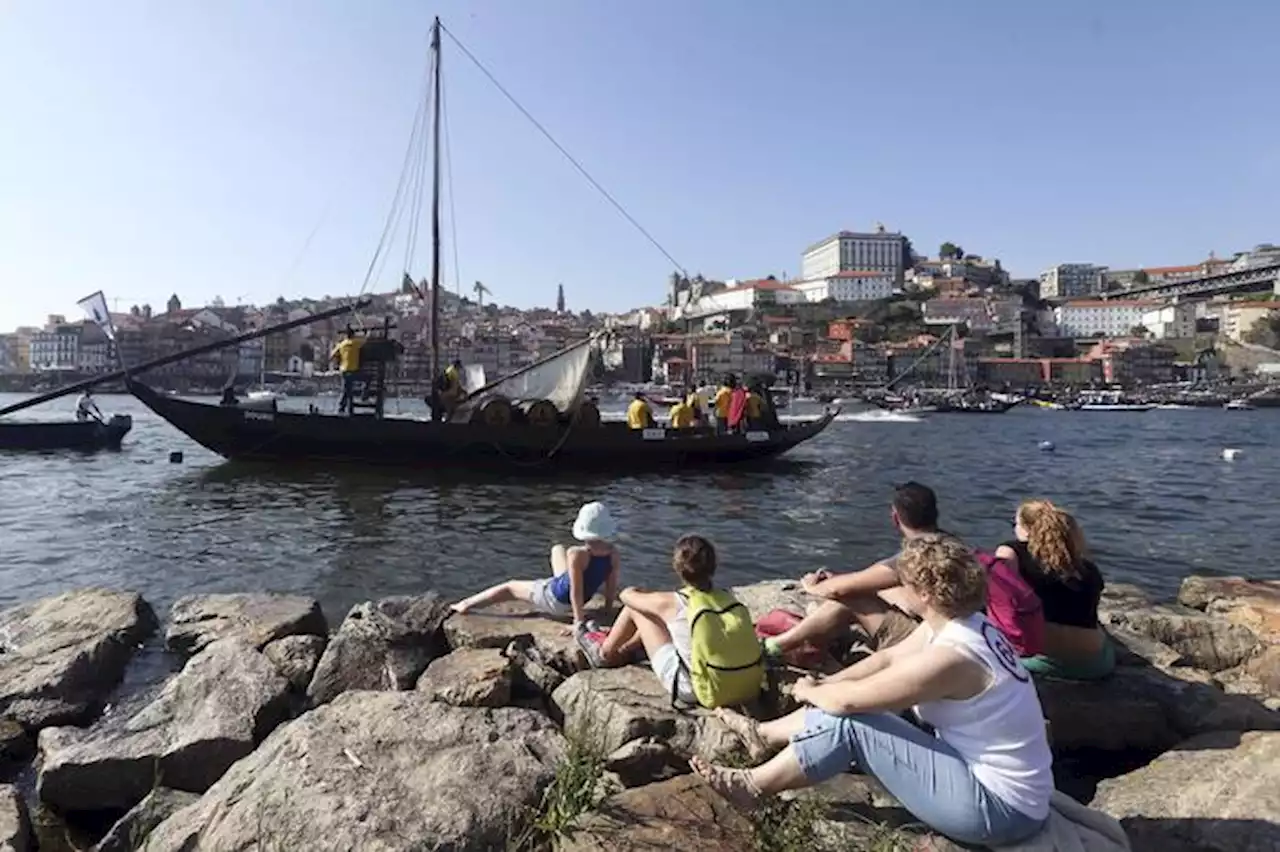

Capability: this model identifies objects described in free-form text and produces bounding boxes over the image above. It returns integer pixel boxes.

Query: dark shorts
[870,606,921,650]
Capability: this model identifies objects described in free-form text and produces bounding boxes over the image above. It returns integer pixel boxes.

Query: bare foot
[690,756,761,809]
[715,708,770,761]
[449,602,470,615]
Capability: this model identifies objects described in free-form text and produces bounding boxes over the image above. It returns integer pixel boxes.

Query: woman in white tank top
[692,536,1053,848]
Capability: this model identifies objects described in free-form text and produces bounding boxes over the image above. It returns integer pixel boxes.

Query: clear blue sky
[2,1,1278,330]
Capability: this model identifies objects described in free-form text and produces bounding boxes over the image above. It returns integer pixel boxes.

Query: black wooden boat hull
[0,414,132,451]
[129,380,837,471]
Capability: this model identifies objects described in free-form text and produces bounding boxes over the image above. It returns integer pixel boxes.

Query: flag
[77,291,116,340]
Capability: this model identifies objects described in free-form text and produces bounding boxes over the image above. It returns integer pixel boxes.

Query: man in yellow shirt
[686,387,708,424]
[745,384,766,427]
[714,375,737,432]
[669,398,695,429]
[626,392,655,430]
[330,329,363,414]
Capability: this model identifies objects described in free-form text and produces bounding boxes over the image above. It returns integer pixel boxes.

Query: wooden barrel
[472,396,513,427]
[574,399,602,428]
[518,399,560,428]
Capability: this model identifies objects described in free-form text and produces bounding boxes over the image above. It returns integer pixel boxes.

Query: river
[2,392,1277,620]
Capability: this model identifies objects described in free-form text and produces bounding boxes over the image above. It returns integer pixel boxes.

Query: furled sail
[450,335,598,422]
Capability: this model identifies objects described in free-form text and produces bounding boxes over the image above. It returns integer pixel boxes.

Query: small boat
[0,414,132,451]
[1074,391,1156,412]
[1224,399,1256,411]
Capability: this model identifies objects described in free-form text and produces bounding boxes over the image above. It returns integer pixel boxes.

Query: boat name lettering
[745,431,770,442]
[243,411,275,422]
[641,428,666,441]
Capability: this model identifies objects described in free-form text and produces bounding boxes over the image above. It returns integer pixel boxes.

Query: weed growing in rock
[510,718,607,850]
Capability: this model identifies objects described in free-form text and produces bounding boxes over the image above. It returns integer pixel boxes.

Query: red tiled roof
[1142,264,1199,275]
[1061,300,1159,308]
[736,279,795,291]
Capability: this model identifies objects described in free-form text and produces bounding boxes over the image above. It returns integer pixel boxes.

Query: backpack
[974,549,1045,657]
[675,587,766,709]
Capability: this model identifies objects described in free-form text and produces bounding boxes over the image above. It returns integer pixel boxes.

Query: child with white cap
[450,501,620,631]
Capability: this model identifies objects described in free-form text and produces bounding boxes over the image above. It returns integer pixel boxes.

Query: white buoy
[1038,440,1055,452]
[1222,448,1241,461]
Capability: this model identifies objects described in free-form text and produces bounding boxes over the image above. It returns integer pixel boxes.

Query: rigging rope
[402,45,435,284]
[440,24,687,276]
[443,75,463,303]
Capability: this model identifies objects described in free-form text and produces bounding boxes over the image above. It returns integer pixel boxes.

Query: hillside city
[3,225,1280,394]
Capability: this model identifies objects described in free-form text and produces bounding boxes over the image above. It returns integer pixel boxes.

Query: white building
[1039,264,1107,299]
[29,326,80,370]
[1140,300,1197,340]
[791,271,895,303]
[1053,300,1158,338]
[673,279,803,320]
[802,227,910,285]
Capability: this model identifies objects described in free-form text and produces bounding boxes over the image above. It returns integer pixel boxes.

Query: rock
[1179,577,1280,638]
[93,788,199,852]
[603,738,688,788]
[444,601,583,675]
[1244,644,1280,699]
[26,802,95,852]
[1106,608,1259,672]
[0,785,31,852]
[554,775,755,852]
[1036,665,1280,753]
[1107,625,1184,668]
[37,637,291,812]
[551,667,746,782]
[166,593,327,655]
[505,636,568,704]
[1097,582,1153,618]
[263,634,326,691]
[306,594,450,707]
[138,693,565,852]
[0,719,31,766]
[1094,730,1280,851]
[782,774,965,851]
[730,579,812,622]
[0,589,157,729]
[415,648,513,708]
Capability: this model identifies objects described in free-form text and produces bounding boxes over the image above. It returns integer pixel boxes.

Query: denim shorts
[527,578,571,616]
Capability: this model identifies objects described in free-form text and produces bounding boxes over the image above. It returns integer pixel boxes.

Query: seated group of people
[449,487,1112,848]
[628,374,775,432]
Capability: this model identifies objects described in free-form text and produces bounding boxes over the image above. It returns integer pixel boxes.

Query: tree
[1132,270,1150,285]
[939,242,957,259]
[211,295,225,308]
[1129,324,1150,338]
[902,237,917,270]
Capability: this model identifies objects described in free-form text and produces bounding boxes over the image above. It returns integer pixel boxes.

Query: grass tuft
[510,718,608,851]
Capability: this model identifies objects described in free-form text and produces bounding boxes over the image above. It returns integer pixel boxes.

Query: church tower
[556,283,565,314]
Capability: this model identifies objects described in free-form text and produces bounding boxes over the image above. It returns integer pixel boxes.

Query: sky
[2,1,1279,330]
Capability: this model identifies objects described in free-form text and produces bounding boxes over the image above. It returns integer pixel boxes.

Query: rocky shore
[1,577,1278,851]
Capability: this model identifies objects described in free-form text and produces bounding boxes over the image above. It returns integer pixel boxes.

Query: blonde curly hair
[897,535,987,618]
[1017,499,1087,580]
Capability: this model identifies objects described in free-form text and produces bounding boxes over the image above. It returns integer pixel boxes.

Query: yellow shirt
[669,401,694,428]
[746,392,764,418]
[444,364,461,389]
[714,387,733,418]
[331,338,362,373]
[686,391,706,412]
[627,398,652,430]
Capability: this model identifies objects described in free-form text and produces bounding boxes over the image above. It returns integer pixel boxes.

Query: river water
[2,392,1277,621]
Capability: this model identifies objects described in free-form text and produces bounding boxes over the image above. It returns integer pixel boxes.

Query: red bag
[974,549,1045,657]
[754,609,825,669]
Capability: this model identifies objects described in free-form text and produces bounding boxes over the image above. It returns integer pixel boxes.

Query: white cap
[572,501,617,541]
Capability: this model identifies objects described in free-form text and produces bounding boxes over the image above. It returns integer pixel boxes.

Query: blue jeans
[790,709,1046,846]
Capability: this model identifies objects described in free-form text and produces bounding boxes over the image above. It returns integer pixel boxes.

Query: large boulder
[37,637,291,812]
[730,580,812,622]
[1093,730,1280,852]
[137,693,565,852]
[1105,607,1259,673]
[306,594,450,706]
[554,775,755,852]
[0,784,31,852]
[166,593,328,655]
[444,602,584,675]
[93,788,199,852]
[1036,664,1280,753]
[551,667,746,785]
[415,647,514,708]
[782,774,965,851]
[0,719,30,766]
[0,590,157,729]
[1178,576,1280,639]
[262,634,326,691]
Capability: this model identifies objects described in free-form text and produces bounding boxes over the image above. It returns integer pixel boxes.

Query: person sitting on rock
[996,500,1113,680]
[763,482,951,660]
[575,534,721,706]
[692,536,1053,848]
[449,502,619,632]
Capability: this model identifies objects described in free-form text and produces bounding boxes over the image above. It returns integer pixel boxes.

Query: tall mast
[429,16,443,420]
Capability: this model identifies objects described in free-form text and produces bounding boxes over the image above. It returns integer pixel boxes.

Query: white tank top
[914,613,1053,820]
[667,593,691,666]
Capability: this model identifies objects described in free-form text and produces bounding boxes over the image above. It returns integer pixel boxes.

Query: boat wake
[781,411,922,424]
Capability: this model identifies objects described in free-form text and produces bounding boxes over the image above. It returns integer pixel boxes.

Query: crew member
[686,386,708,424]
[626,392,655,430]
[745,384,766,428]
[669,397,695,429]
[331,328,363,414]
[714,374,737,433]
[75,389,103,423]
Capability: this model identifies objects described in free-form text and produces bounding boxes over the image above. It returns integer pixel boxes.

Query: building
[802,226,910,285]
[790,271,894,304]
[1084,340,1177,385]
[1140,299,1198,340]
[922,297,1020,334]
[1039,264,1107,299]
[29,324,80,370]
[77,323,113,373]
[1053,300,1159,338]
[1201,300,1279,342]
[672,279,803,321]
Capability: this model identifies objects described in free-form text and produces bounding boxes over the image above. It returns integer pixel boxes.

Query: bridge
[1104,263,1280,301]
